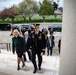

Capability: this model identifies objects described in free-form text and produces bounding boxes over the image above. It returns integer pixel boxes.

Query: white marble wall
[59,0,76,75]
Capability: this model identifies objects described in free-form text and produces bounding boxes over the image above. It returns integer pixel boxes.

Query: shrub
[0,18,62,23]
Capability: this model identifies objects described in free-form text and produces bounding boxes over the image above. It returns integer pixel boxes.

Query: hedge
[0,18,62,23]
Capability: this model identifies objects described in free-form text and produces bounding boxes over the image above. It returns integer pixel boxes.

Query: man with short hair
[46,37,55,56]
[23,31,32,61]
[29,24,46,73]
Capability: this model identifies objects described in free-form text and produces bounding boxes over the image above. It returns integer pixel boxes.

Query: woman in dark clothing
[12,29,25,70]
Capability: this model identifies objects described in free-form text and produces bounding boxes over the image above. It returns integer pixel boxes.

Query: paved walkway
[0,50,60,75]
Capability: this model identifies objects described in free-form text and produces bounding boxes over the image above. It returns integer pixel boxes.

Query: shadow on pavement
[21,66,57,74]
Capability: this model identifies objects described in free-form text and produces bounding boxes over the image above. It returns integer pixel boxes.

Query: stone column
[59,0,76,75]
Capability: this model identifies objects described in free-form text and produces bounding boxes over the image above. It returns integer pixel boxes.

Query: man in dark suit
[50,31,55,41]
[50,31,55,48]
[21,27,26,36]
[23,31,32,61]
[29,24,46,73]
[46,37,55,56]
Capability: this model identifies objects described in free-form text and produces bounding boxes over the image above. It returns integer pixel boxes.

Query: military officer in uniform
[29,24,46,73]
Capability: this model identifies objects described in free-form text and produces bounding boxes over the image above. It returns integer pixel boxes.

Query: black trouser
[32,52,42,69]
[27,50,32,60]
[23,50,32,61]
[59,47,61,54]
[47,47,53,55]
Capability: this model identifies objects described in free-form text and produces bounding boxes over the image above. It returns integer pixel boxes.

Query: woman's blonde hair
[13,29,20,36]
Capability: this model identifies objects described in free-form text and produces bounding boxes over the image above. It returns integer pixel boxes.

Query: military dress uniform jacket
[30,31,46,53]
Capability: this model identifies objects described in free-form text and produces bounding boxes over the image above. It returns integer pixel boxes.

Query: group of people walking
[12,24,46,73]
[12,24,61,73]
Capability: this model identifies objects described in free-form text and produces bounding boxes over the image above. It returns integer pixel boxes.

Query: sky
[0,0,63,11]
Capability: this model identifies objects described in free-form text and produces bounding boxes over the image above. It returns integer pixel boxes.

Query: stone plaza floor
[0,50,60,75]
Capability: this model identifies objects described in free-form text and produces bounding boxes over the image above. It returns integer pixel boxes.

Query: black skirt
[17,52,23,58]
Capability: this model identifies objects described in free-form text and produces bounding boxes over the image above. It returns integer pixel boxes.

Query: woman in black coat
[12,29,25,70]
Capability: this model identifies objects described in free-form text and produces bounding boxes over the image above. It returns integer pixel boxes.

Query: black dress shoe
[29,59,32,61]
[17,66,20,71]
[50,54,52,56]
[22,63,25,67]
[24,59,27,62]
[39,67,41,70]
[33,69,37,73]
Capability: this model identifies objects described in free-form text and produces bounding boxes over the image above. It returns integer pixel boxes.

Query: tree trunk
[2,17,5,22]
[3,18,5,22]
[54,14,57,19]
[23,16,26,23]
[29,17,31,22]
[43,16,45,22]
[12,18,14,23]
